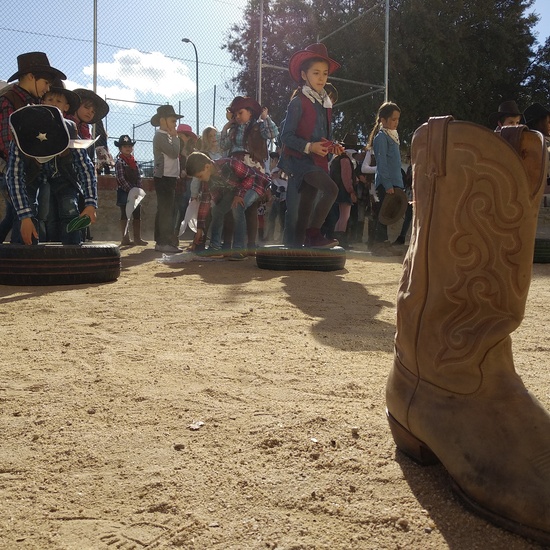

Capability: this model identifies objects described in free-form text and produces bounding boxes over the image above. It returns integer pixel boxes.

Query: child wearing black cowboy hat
[488,100,522,131]
[114,134,148,247]
[40,80,82,241]
[151,104,184,253]
[6,105,97,246]
[0,52,66,243]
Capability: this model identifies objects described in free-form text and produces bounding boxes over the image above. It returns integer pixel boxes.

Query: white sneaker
[155,244,182,253]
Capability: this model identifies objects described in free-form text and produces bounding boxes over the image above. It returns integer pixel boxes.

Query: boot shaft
[397,118,547,392]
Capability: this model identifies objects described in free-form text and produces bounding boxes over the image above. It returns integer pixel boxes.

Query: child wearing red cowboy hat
[220,96,278,251]
[220,96,278,169]
[278,43,345,248]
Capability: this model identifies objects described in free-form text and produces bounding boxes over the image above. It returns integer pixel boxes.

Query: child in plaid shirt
[185,151,271,260]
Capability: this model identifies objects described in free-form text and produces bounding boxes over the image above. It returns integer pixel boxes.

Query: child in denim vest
[278,43,344,248]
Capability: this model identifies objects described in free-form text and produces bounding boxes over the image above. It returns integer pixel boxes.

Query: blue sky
[1,0,549,161]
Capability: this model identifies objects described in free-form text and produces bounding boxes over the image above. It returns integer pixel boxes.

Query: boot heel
[386,409,439,466]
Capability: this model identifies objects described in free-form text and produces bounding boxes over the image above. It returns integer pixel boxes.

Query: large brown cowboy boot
[386,116,550,544]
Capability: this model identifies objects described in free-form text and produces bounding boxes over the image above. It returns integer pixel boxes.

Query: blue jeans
[0,173,21,244]
[233,189,260,249]
[11,177,81,245]
[209,190,235,250]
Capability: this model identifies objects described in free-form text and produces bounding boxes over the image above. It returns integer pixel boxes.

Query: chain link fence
[1,0,248,167]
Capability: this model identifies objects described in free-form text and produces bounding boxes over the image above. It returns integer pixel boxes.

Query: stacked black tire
[256,245,346,271]
[0,244,121,285]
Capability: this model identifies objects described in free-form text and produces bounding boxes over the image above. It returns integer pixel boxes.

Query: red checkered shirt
[195,158,271,229]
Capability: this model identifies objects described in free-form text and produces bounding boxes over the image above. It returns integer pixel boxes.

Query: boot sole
[386,410,550,545]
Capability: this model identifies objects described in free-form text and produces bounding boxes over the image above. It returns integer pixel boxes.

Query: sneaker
[200,248,225,259]
[304,233,339,248]
[155,244,182,253]
[228,252,247,261]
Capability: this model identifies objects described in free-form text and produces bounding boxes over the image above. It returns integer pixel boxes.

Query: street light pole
[182,38,199,134]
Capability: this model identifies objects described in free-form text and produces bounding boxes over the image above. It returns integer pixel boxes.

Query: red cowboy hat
[228,96,262,120]
[288,43,341,83]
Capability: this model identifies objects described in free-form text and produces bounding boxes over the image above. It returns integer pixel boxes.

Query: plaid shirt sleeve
[259,116,279,141]
[72,149,98,208]
[226,158,271,199]
[6,142,34,218]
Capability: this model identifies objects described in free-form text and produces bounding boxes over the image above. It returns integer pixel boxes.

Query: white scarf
[302,85,333,108]
[381,127,400,144]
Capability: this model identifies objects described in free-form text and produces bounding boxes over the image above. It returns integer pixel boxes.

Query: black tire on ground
[534,238,550,264]
[0,243,121,286]
[255,245,346,272]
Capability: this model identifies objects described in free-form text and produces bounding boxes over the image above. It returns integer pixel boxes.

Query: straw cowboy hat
[150,105,183,126]
[9,105,97,164]
[378,188,409,226]
[228,96,262,120]
[488,100,522,127]
[114,134,136,148]
[288,43,341,83]
[176,123,198,140]
[8,52,66,82]
[49,78,80,116]
[72,88,110,124]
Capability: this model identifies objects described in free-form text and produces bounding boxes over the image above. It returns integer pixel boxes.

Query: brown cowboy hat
[228,96,262,119]
[49,78,81,116]
[8,52,66,83]
[72,88,110,123]
[378,188,409,225]
[288,43,341,83]
[523,102,550,126]
[342,132,360,150]
[150,104,183,126]
[488,100,522,127]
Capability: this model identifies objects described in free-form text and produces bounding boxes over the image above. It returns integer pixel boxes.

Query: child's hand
[81,206,97,224]
[332,143,345,155]
[261,107,269,120]
[310,141,330,157]
[20,218,38,245]
[232,195,245,209]
[225,108,234,122]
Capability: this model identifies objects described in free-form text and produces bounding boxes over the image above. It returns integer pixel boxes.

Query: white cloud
[81,49,195,100]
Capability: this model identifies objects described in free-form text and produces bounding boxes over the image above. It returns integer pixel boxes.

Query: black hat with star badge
[9,105,95,163]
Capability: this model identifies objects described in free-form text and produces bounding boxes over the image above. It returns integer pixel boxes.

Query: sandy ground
[0,242,549,550]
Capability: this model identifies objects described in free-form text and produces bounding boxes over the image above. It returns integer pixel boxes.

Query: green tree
[224,0,540,147]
